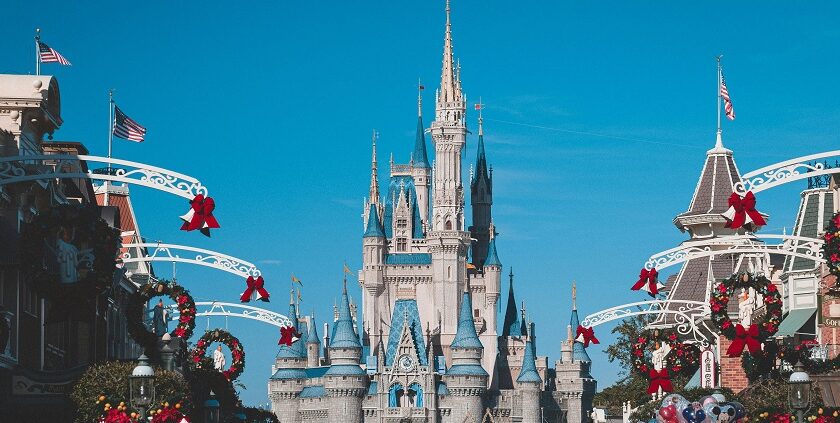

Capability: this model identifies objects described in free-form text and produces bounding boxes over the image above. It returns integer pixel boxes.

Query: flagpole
[105,89,114,206]
[715,55,723,149]
[35,29,41,76]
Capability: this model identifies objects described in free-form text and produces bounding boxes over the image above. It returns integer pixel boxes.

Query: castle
[268,2,596,421]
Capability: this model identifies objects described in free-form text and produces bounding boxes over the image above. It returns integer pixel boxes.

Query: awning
[775,308,817,338]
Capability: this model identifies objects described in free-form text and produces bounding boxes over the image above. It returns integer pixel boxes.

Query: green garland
[710,272,783,340]
[20,205,120,300]
[631,329,700,376]
[191,329,245,381]
[126,281,196,352]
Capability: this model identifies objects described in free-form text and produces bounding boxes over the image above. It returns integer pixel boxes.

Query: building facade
[269,2,596,422]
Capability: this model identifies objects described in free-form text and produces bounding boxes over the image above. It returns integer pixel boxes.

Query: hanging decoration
[575,325,599,348]
[823,212,840,285]
[278,324,302,347]
[20,205,120,307]
[126,281,196,351]
[179,194,220,237]
[631,267,664,297]
[721,191,766,230]
[239,276,270,303]
[709,272,782,357]
[191,328,245,381]
[631,330,700,394]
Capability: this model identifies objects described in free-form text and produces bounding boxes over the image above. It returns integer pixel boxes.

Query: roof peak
[501,268,522,337]
[363,204,385,238]
[707,130,732,155]
[450,289,483,349]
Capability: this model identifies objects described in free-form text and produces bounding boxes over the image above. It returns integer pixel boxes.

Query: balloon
[703,404,721,423]
[717,404,736,422]
[662,394,687,408]
[660,405,679,423]
[682,405,707,423]
[728,402,746,420]
[699,396,718,407]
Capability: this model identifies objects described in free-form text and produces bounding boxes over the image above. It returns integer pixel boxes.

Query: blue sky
[4,0,840,407]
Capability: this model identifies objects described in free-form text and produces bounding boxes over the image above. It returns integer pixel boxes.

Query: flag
[291,274,302,286]
[38,41,71,66]
[720,71,735,121]
[474,103,482,110]
[113,105,147,142]
[343,263,352,275]
[419,84,425,90]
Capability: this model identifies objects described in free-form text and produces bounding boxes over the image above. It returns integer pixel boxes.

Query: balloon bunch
[656,394,746,423]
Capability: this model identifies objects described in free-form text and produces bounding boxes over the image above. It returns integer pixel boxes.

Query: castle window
[445,220,452,230]
[396,238,407,252]
[396,219,407,229]
[474,309,480,318]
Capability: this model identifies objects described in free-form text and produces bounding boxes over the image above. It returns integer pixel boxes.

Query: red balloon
[659,405,679,423]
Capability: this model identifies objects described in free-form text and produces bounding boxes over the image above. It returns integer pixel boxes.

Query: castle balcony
[385,407,427,420]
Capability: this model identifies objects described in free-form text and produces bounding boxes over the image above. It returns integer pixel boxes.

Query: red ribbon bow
[631,267,663,297]
[575,325,599,348]
[647,368,673,394]
[726,323,762,357]
[278,325,302,347]
[180,194,221,237]
[723,191,766,229]
[240,276,270,303]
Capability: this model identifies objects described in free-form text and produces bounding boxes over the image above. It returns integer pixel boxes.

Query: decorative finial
[572,281,577,310]
[509,267,513,280]
[418,79,424,117]
[290,286,295,305]
[520,300,526,319]
[475,98,484,136]
[489,221,496,240]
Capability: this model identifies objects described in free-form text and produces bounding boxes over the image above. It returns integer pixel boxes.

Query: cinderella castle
[268,2,596,422]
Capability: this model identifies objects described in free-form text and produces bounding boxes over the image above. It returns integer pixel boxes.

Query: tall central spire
[440,0,456,103]
[369,130,380,203]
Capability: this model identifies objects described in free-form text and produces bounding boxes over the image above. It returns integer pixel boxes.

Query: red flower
[639,364,648,372]
[633,349,643,357]
[827,232,835,241]
[637,337,646,343]
[768,283,778,292]
[193,355,201,363]
[177,295,188,305]
[834,214,840,227]
[718,284,728,294]
[711,303,723,312]
[174,327,186,337]
[722,320,732,330]
[668,333,677,341]
[832,253,840,263]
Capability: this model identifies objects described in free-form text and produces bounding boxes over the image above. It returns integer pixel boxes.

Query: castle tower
[412,85,432,228]
[306,314,321,368]
[324,280,366,423]
[470,113,493,266]
[443,285,487,423]
[517,322,542,423]
[555,284,596,423]
[269,291,306,423]
[427,0,472,357]
[478,229,502,384]
[362,202,386,349]
[496,268,527,389]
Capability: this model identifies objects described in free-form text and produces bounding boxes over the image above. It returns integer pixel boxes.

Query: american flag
[37,41,71,66]
[112,106,147,142]
[720,71,735,120]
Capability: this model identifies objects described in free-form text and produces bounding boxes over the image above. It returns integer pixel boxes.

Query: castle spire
[572,280,577,310]
[439,0,457,104]
[414,84,430,168]
[369,130,380,204]
[501,267,522,337]
[516,321,541,384]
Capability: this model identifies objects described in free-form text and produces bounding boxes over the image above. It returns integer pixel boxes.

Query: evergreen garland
[126,281,196,353]
[191,328,245,381]
[710,272,783,340]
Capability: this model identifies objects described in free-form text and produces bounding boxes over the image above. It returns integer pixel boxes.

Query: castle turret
[517,322,542,423]
[470,113,493,266]
[269,290,306,423]
[306,314,321,368]
[362,202,386,349]
[556,283,596,423]
[412,84,432,228]
[444,285,487,423]
[324,280,366,423]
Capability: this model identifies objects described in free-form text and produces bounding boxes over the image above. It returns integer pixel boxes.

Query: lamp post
[204,390,220,423]
[129,354,156,420]
[788,361,812,422]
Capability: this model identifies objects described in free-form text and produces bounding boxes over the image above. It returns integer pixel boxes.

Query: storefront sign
[700,348,716,388]
[12,375,74,395]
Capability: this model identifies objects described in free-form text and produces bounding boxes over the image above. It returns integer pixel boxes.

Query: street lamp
[204,390,220,423]
[130,354,156,420]
[788,360,812,422]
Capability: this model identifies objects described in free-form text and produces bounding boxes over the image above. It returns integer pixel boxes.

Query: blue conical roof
[277,296,305,358]
[363,204,385,238]
[413,115,430,168]
[307,315,320,346]
[450,289,483,349]
[330,282,362,349]
[517,324,541,384]
[569,308,591,363]
[484,237,501,267]
[501,271,522,337]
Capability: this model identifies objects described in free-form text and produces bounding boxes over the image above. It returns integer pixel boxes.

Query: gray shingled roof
[784,189,834,272]
[679,151,742,217]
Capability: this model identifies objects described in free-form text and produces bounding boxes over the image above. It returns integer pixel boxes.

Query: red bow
[631,267,663,297]
[575,325,599,347]
[240,276,270,303]
[180,194,221,237]
[726,323,762,357]
[278,325,302,347]
[722,191,766,229]
[647,368,673,394]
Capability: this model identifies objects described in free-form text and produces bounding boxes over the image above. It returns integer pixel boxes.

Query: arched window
[388,383,404,408]
[408,383,424,407]
[445,220,452,230]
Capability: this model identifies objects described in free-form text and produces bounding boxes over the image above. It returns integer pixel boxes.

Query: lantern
[129,354,155,419]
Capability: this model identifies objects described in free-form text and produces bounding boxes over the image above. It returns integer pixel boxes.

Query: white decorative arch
[580,300,715,347]
[0,154,208,200]
[169,301,292,328]
[736,150,840,194]
[121,243,261,278]
[643,234,823,271]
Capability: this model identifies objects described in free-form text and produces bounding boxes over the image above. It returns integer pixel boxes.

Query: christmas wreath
[632,330,700,394]
[191,329,245,381]
[20,205,120,306]
[824,212,840,281]
[126,281,196,352]
[710,273,783,357]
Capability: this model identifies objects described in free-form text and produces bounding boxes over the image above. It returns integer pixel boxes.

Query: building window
[396,219,408,229]
[396,238,407,252]
[474,309,480,318]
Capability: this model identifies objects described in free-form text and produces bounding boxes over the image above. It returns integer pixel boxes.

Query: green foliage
[187,367,239,423]
[242,407,279,423]
[70,360,191,423]
[604,313,651,379]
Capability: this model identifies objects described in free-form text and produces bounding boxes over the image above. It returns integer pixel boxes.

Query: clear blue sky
[4,1,840,407]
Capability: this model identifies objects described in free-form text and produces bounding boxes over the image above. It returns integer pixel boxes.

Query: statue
[55,226,80,284]
[651,341,672,371]
[152,299,168,337]
[213,345,226,371]
[738,288,755,327]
